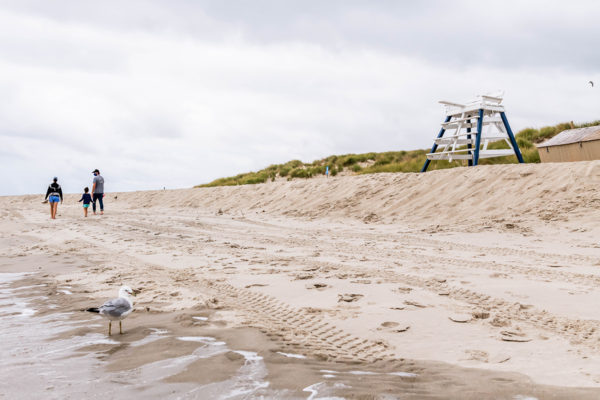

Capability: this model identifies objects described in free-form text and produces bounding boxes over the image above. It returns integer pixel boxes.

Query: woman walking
[44,177,63,219]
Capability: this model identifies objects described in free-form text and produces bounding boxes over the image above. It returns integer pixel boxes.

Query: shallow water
[0,273,418,399]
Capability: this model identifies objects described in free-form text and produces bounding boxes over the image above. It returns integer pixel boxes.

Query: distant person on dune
[44,177,63,219]
[78,187,92,217]
[91,169,105,215]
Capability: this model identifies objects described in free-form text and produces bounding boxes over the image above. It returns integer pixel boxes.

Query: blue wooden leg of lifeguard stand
[466,117,472,166]
[472,109,484,166]
[421,115,452,172]
[500,112,524,163]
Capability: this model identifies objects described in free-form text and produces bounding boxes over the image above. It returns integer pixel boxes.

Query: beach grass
[196,120,600,187]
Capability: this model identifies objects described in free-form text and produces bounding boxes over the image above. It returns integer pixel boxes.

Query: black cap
[92,169,100,173]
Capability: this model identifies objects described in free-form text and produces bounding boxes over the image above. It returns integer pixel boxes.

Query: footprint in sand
[379,321,410,333]
[305,283,328,290]
[338,293,363,303]
[500,330,532,342]
[403,300,426,308]
[449,314,472,323]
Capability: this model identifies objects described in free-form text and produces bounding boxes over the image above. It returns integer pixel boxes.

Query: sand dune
[112,161,600,226]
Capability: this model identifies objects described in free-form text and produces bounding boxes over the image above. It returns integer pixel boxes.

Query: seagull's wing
[589,80,594,87]
[99,297,132,318]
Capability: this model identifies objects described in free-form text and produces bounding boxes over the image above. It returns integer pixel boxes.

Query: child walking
[78,187,92,217]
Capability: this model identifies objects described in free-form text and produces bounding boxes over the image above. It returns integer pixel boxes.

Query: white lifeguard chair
[421,93,524,172]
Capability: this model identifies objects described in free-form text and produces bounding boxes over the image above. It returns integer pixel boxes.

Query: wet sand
[2,267,599,399]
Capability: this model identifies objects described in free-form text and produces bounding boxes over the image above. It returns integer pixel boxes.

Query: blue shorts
[49,195,60,203]
[83,204,90,208]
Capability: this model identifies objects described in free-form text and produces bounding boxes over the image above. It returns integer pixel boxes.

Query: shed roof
[536,126,600,148]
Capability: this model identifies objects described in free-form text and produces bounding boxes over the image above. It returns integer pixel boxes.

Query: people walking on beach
[44,177,63,219]
[78,187,92,217]
[91,169,105,215]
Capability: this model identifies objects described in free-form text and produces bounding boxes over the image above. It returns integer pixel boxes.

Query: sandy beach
[2,161,600,398]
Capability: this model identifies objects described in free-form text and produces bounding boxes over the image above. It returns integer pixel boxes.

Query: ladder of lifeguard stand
[421,94,524,172]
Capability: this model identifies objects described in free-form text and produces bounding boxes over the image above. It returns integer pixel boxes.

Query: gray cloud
[1,1,599,195]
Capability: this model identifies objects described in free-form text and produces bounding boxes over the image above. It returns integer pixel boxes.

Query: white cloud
[1,2,599,195]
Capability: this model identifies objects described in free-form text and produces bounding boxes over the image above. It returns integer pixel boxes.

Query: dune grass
[196,120,600,187]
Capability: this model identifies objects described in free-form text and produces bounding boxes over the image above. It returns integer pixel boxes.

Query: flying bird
[87,285,137,335]
[589,81,594,87]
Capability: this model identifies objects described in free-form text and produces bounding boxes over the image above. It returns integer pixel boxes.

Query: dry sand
[1,161,600,397]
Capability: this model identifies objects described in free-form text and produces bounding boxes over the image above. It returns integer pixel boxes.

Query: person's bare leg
[49,202,53,218]
[84,207,88,217]
[53,203,58,219]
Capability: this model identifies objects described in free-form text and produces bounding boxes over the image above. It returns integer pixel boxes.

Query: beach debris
[403,300,426,308]
[305,283,328,290]
[395,325,410,332]
[338,293,363,302]
[381,321,399,328]
[434,277,447,283]
[295,273,314,280]
[389,306,406,310]
[438,291,450,296]
[216,208,223,215]
[548,265,564,268]
[449,314,472,323]
[396,286,413,293]
[500,330,531,342]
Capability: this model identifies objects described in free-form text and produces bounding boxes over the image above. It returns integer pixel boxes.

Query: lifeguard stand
[421,93,524,172]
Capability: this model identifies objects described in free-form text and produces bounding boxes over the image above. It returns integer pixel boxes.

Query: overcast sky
[2,0,599,195]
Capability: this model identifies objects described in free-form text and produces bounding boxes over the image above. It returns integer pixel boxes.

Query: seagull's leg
[119,321,123,334]
[108,321,112,336]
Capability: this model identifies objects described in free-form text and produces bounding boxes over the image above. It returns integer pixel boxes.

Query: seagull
[589,81,594,87]
[87,286,137,335]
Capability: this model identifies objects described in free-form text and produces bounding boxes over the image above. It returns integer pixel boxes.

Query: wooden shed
[536,126,600,163]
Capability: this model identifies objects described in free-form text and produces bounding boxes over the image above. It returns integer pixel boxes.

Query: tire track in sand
[206,280,395,362]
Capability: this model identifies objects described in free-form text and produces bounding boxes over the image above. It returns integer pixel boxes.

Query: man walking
[91,169,105,215]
